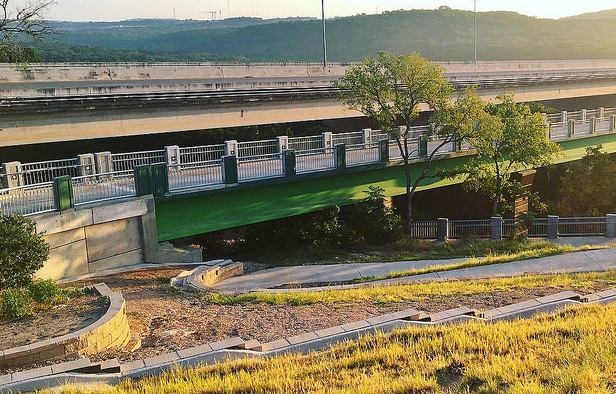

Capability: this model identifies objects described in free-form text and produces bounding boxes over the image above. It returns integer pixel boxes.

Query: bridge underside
[4,82,616,147]
[155,133,616,241]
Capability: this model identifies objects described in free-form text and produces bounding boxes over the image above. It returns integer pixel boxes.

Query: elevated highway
[3,61,616,147]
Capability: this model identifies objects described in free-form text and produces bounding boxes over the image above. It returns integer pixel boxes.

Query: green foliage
[27,279,67,304]
[0,43,42,63]
[0,213,50,290]
[0,288,32,320]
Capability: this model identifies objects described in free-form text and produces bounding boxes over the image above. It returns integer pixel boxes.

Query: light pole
[473,0,477,64]
[322,0,327,68]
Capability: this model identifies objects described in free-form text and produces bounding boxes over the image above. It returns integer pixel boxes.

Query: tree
[0,0,54,62]
[336,52,486,235]
[0,213,50,289]
[451,93,560,216]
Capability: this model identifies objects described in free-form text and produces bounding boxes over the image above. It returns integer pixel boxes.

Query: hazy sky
[45,1,613,22]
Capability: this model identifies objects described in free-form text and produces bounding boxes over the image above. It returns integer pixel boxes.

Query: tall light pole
[322,0,328,68]
[473,0,477,64]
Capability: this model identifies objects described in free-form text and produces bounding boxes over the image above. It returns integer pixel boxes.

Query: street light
[322,0,327,68]
[473,0,477,64]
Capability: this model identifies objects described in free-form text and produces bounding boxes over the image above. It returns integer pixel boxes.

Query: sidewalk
[211,246,616,294]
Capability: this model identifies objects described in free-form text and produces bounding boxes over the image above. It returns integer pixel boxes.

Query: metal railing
[558,217,607,237]
[288,135,323,151]
[72,170,136,206]
[111,150,165,172]
[346,143,380,166]
[237,139,278,157]
[296,147,336,174]
[332,131,364,146]
[410,221,438,239]
[168,160,223,191]
[449,219,492,239]
[179,144,225,164]
[20,158,84,184]
[0,182,55,216]
[238,153,284,181]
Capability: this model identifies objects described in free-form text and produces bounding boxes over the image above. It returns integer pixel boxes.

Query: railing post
[222,155,239,184]
[94,152,113,174]
[165,145,180,167]
[2,161,23,188]
[52,175,74,212]
[590,117,597,135]
[151,163,169,197]
[547,215,559,239]
[134,165,154,197]
[547,123,552,140]
[611,115,616,132]
[77,154,95,178]
[322,132,333,149]
[491,217,503,240]
[561,111,567,123]
[379,139,390,164]
[334,143,346,170]
[606,214,616,238]
[567,120,575,139]
[581,109,587,121]
[276,136,289,153]
[224,140,238,157]
[599,107,605,119]
[283,150,296,177]
[362,128,372,145]
[437,218,449,242]
[418,135,428,157]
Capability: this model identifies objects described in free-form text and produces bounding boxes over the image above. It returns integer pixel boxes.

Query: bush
[0,213,50,290]
[0,288,32,320]
[28,279,67,304]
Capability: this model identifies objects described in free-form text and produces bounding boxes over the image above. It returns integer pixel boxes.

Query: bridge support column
[590,118,597,135]
[362,129,372,145]
[52,175,74,212]
[222,155,238,184]
[437,218,449,243]
[277,136,289,153]
[283,150,296,177]
[334,143,346,170]
[547,215,559,239]
[322,132,333,149]
[491,217,503,240]
[225,140,238,156]
[77,154,95,178]
[379,139,389,163]
[607,214,616,238]
[567,120,575,139]
[2,161,23,188]
[94,152,113,175]
[165,145,180,168]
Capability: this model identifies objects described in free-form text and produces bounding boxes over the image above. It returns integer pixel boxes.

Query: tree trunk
[405,163,412,237]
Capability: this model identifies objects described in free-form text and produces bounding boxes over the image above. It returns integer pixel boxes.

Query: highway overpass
[3,61,616,147]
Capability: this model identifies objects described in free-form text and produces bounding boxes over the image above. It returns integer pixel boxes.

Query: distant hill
[24,8,616,62]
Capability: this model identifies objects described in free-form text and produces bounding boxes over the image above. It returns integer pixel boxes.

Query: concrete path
[211,246,616,294]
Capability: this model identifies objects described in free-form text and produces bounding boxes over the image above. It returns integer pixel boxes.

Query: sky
[44,0,614,22]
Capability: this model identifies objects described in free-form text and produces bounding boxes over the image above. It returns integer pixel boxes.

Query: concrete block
[535,291,580,304]
[143,352,180,368]
[286,332,319,346]
[11,366,53,383]
[258,338,291,352]
[35,239,89,281]
[491,217,503,240]
[239,339,261,351]
[314,326,345,338]
[100,359,121,373]
[86,217,141,262]
[94,152,113,174]
[322,132,333,148]
[425,311,450,322]
[209,337,245,351]
[607,214,616,238]
[587,289,616,300]
[88,249,143,273]
[33,209,93,236]
[598,296,616,306]
[177,344,213,359]
[0,373,11,386]
[341,320,371,332]
[91,198,147,225]
[224,140,238,156]
[165,145,180,166]
[120,359,146,373]
[50,358,92,374]
[366,314,398,326]
[77,154,96,177]
[443,306,477,317]
[43,228,86,249]
[2,345,32,361]
[495,299,541,315]
[2,161,23,188]
[481,309,503,320]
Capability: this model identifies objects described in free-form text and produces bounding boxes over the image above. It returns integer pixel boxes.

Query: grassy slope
[53,302,616,393]
[156,133,616,241]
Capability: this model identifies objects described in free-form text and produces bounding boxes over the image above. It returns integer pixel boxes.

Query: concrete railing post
[567,120,575,139]
[334,143,346,170]
[94,152,113,175]
[606,214,616,238]
[547,215,559,239]
[151,163,169,198]
[224,140,238,157]
[581,109,587,121]
[437,218,449,242]
[611,115,616,132]
[222,155,238,184]
[165,145,180,168]
[77,154,95,178]
[2,161,23,188]
[322,132,333,149]
[362,128,372,145]
[590,117,597,135]
[491,217,503,240]
[418,135,428,157]
[283,150,296,177]
[379,139,390,164]
[52,175,74,212]
[134,165,154,197]
[276,136,289,153]
[599,107,605,119]
[561,111,568,123]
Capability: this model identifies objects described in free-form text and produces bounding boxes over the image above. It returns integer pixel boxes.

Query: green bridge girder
[155,133,616,241]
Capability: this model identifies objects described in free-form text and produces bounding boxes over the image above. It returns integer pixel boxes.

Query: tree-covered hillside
[23,8,616,62]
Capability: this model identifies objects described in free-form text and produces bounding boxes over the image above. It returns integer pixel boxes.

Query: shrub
[28,279,67,304]
[0,213,50,290]
[0,288,32,320]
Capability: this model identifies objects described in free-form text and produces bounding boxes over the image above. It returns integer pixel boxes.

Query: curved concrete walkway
[211,246,616,294]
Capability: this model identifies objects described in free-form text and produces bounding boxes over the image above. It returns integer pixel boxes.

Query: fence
[346,143,381,166]
[296,147,336,174]
[238,153,285,181]
[72,170,137,206]
[168,160,223,191]
[179,145,225,164]
[237,140,278,157]
[288,136,323,151]
[449,219,492,239]
[20,159,84,184]
[0,182,56,216]
[111,150,165,172]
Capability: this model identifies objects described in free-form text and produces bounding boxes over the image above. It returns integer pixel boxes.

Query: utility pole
[322,0,327,68]
[474,0,477,64]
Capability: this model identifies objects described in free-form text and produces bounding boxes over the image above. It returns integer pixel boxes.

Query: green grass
[202,270,616,306]
[50,302,616,394]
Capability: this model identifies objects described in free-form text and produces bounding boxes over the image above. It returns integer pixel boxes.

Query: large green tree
[0,0,54,62]
[336,52,487,234]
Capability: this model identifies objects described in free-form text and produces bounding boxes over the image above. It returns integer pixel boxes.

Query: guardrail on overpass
[1,107,616,218]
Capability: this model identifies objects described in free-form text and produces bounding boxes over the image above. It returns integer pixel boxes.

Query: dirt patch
[61,267,614,364]
[0,292,107,351]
